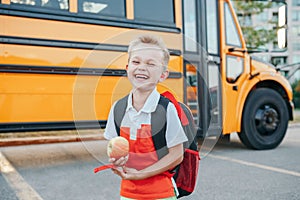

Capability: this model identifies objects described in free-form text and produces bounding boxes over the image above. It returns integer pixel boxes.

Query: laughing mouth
[135,74,149,79]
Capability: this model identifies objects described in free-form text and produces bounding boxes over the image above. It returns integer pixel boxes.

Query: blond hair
[128,35,170,70]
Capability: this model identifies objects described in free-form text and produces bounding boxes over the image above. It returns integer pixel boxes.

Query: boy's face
[127,43,169,93]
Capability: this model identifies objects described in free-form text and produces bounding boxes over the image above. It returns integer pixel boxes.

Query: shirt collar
[126,88,160,113]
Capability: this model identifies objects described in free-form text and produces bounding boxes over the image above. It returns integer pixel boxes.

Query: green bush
[292,80,300,108]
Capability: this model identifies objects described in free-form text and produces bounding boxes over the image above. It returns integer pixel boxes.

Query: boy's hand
[112,166,141,180]
[109,155,129,167]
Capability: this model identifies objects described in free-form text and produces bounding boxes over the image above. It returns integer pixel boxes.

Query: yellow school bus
[0,0,293,149]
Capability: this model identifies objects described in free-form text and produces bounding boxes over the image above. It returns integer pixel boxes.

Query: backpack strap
[161,91,189,126]
[114,95,128,136]
[151,96,169,160]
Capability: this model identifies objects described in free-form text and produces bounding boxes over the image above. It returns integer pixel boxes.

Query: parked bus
[0,0,292,149]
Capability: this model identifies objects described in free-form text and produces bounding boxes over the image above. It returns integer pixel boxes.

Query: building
[288,0,300,64]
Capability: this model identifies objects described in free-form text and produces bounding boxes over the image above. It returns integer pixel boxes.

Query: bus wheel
[239,88,289,150]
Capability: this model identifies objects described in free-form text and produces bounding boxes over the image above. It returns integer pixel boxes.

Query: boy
[104,34,187,199]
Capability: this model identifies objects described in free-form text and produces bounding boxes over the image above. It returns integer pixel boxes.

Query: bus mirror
[277,5,287,49]
[277,28,286,49]
[278,5,286,27]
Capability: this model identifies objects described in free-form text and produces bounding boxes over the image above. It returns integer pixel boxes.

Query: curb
[0,134,105,147]
[288,123,300,129]
[1,123,299,147]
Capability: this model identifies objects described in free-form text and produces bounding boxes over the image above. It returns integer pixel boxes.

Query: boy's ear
[159,70,169,82]
[126,65,128,70]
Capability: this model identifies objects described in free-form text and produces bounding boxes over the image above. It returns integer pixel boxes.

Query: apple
[107,136,129,160]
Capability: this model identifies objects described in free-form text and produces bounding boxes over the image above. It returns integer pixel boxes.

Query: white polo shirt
[104,89,187,148]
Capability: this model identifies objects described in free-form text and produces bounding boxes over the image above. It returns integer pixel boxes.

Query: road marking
[0,152,43,200]
[209,154,300,177]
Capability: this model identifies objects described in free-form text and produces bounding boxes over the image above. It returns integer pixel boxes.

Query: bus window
[224,2,242,47]
[183,0,197,52]
[206,0,218,54]
[134,0,174,24]
[78,0,125,17]
[208,61,220,124]
[11,0,69,10]
[185,63,198,120]
[226,55,244,83]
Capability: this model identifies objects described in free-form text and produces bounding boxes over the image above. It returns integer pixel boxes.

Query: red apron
[120,124,175,199]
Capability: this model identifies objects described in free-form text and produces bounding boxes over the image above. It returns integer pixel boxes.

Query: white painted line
[209,154,300,177]
[0,152,43,200]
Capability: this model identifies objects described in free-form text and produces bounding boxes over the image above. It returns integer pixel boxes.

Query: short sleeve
[103,102,118,140]
[165,102,188,148]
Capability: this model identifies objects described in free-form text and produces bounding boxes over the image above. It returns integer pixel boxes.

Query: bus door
[183,0,222,137]
[221,1,248,134]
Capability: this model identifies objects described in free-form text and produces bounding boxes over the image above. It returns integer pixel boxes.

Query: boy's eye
[132,60,139,65]
[147,63,156,67]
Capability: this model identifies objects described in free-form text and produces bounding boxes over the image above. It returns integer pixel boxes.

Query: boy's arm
[112,143,184,180]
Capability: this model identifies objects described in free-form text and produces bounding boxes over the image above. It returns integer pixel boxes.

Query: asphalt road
[1,126,300,200]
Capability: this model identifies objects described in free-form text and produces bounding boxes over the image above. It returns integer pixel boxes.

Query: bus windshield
[232,0,287,52]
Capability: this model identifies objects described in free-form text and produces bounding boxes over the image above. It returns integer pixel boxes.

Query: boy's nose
[136,65,147,70]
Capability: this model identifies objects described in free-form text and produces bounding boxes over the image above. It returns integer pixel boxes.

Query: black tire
[239,88,289,150]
